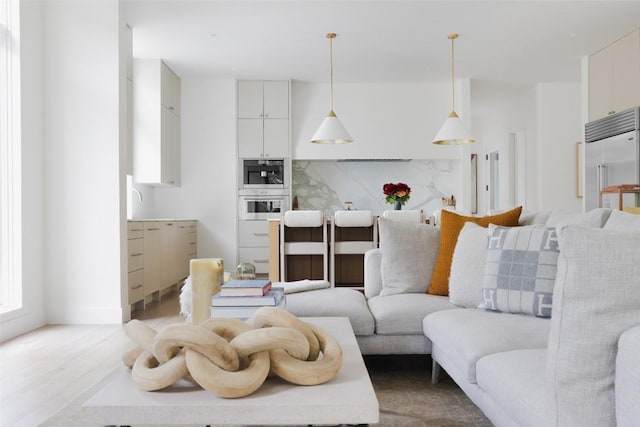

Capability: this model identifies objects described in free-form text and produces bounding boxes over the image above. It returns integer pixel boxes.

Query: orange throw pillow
[427,206,523,296]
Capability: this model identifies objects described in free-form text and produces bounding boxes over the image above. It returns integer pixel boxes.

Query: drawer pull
[253,259,269,264]
[253,233,268,237]
[131,284,143,290]
[130,228,144,232]
[131,253,143,257]
[146,228,161,231]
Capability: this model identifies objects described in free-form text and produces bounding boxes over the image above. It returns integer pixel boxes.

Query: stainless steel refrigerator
[585,107,640,211]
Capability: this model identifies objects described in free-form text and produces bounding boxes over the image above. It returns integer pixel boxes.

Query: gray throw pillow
[378,217,440,296]
[603,209,640,231]
[481,225,559,318]
[545,208,612,228]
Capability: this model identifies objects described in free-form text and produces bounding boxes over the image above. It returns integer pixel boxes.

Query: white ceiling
[122,0,640,86]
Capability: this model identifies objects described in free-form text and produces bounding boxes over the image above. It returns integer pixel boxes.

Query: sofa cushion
[481,225,559,318]
[428,206,522,296]
[545,207,611,228]
[476,349,551,427]
[603,208,640,231]
[285,288,375,336]
[547,226,640,427]
[616,325,640,426]
[378,217,440,296]
[448,222,488,308]
[423,308,550,384]
[368,293,457,335]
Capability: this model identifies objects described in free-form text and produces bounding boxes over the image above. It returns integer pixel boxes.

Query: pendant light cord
[327,33,336,112]
[449,33,458,114]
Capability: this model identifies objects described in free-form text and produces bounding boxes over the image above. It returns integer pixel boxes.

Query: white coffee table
[82,317,379,425]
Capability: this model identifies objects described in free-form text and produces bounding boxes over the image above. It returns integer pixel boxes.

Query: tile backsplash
[292,160,461,217]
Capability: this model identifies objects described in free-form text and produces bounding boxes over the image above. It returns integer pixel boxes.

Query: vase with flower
[383,182,411,210]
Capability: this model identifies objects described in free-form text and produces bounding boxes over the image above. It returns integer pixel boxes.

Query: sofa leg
[431,359,441,384]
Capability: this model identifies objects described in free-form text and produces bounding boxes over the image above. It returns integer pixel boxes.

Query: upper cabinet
[238,80,290,159]
[589,28,640,121]
[134,59,182,186]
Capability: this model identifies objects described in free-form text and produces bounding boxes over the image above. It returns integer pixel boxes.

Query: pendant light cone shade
[432,34,475,145]
[311,110,353,144]
[311,33,353,144]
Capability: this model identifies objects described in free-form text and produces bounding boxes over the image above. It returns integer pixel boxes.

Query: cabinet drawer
[128,270,144,304]
[238,247,270,274]
[128,221,144,239]
[128,238,144,272]
[238,221,270,247]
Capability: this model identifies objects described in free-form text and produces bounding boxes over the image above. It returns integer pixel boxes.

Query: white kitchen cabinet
[237,220,270,278]
[238,80,288,119]
[589,28,640,121]
[134,59,181,186]
[127,222,145,306]
[237,80,290,158]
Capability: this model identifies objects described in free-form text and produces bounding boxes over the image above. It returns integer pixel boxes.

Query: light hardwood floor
[0,291,184,427]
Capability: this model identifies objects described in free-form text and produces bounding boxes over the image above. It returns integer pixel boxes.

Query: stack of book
[211,279,286,319]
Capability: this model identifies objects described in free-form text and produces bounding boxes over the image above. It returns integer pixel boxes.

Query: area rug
[42,355,492,427]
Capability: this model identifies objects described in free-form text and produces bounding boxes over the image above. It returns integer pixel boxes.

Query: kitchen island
[267,217,377,288]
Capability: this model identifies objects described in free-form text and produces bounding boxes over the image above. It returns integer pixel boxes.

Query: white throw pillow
[603,209,640,231]
[547,226,640,427]
[448,222,488,308]
[378,217,440,296]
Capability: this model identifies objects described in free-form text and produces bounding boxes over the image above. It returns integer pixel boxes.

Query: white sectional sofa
[286,207,640,426]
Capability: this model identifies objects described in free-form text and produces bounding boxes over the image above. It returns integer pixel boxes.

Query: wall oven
[240,159,289,189]
[238,189,290,220]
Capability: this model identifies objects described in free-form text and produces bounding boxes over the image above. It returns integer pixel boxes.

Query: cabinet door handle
[131,253,143,257]
[253,259,269,264]
[147,228,160,231]
[166,223,174,226]
[264,114,269,118]
[169,106,175,111]
[130,228,144,232]
[253,233,268,237]
[131,284,143,290]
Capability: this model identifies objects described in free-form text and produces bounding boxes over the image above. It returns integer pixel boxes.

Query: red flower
[383,182,411,206]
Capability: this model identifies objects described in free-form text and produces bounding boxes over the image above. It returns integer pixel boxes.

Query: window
[1,0,22,313]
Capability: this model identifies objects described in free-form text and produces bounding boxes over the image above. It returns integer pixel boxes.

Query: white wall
[152,78,238,272]
[43,0,125,323]
[470,81,528,214]
[1,0,46,342]
[535,83,583,212]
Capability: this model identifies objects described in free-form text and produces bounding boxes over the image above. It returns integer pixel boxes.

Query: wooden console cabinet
[127,219,197,310]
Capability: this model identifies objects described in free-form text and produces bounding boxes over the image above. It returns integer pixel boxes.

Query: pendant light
[311,33,353,144]
[432,33,475,145]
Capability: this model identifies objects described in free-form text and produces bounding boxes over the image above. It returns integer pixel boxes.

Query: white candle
[190,258,224,324]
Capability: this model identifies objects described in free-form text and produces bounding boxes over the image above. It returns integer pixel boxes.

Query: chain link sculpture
[122,307,343,398]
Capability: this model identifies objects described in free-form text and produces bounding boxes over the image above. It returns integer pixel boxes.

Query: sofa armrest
[616,324,640,426]
[364,248,383,299]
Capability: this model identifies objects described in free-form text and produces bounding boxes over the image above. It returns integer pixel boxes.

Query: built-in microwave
[238,189,290,220]
[240,159,289,189]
